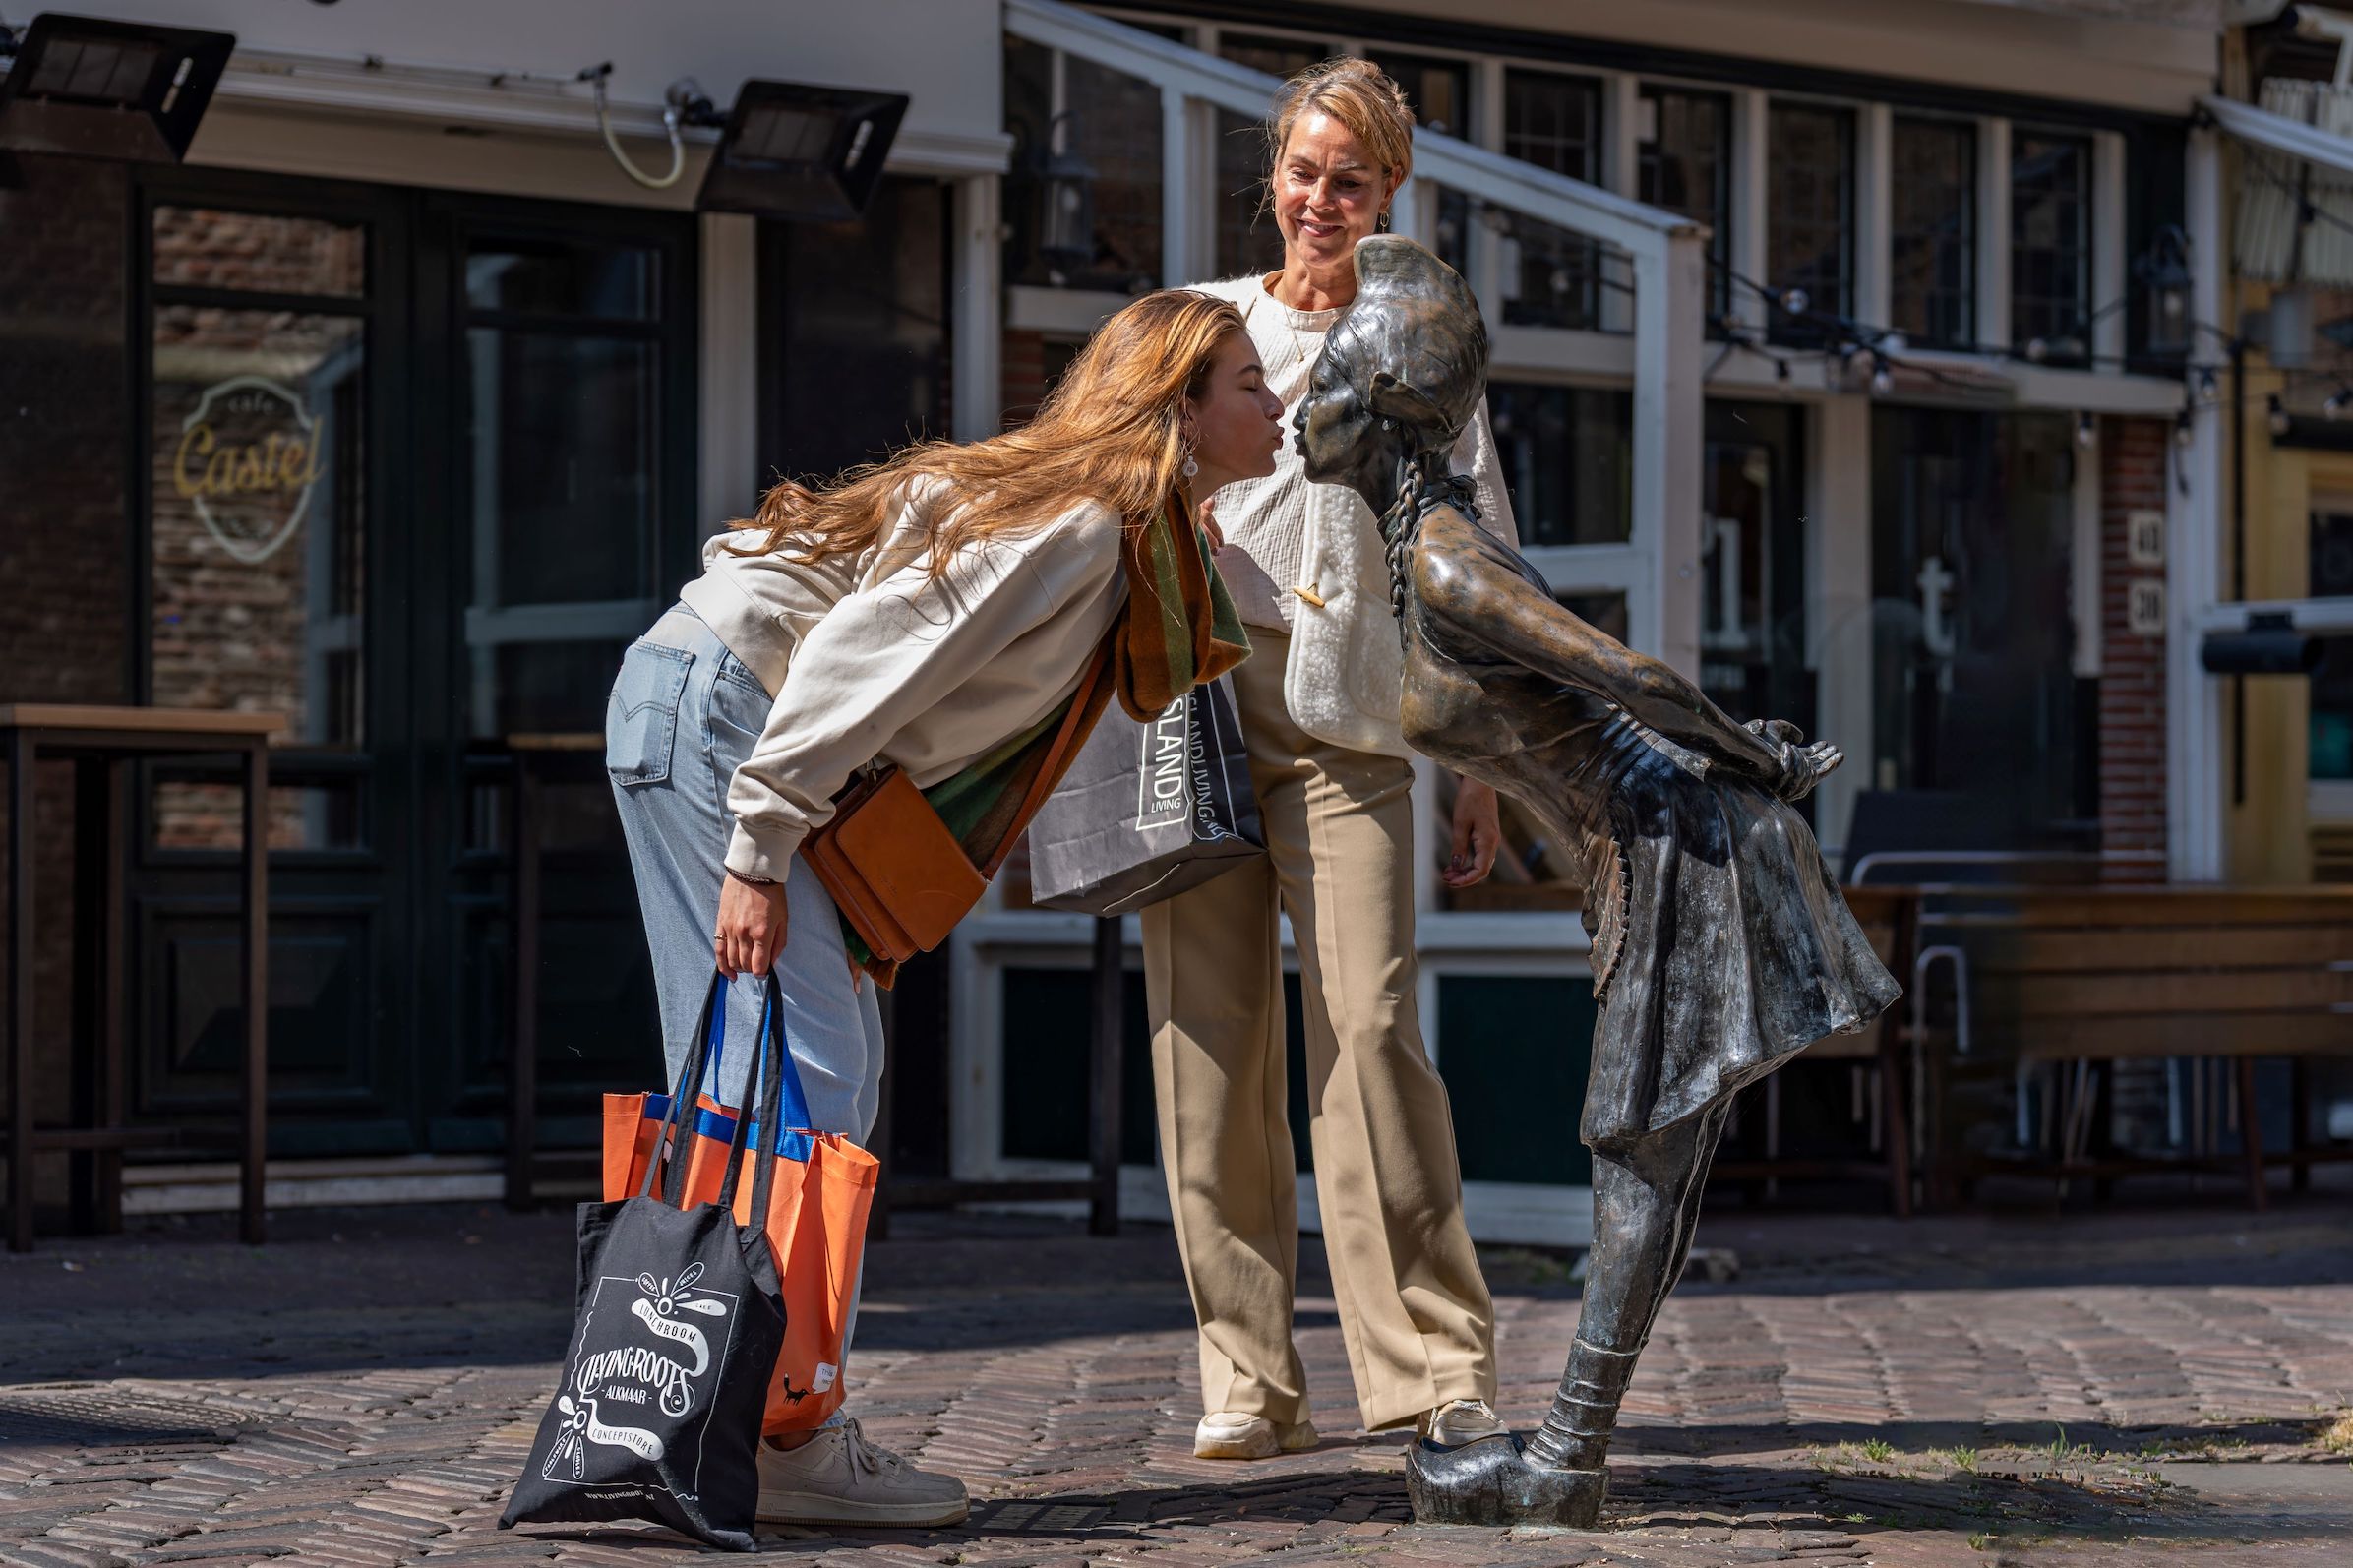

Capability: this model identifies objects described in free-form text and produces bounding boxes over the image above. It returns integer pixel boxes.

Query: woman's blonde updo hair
[1263,57,1416,201]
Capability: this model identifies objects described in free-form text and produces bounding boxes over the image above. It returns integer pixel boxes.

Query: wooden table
[1,705,278,1250]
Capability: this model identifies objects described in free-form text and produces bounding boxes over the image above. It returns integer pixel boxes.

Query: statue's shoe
[1404,1432,1606,1528]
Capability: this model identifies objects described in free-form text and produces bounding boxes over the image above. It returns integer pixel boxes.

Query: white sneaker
[1192,1411,1319,1460]
[1418,1398,1509,1447]
[754,1419,969,1527]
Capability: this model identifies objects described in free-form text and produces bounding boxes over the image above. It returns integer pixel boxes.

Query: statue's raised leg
[1407,1102,1726,1527]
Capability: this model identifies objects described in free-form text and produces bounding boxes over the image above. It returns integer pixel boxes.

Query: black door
[130,172,696,1158]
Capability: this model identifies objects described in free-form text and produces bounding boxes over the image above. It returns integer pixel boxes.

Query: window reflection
[1005,36,1163,292]
[1869,408,2088,839]
[1488,383,1632,547]
[1765,102,1853,346]
[1501,70,1604,331]
[2012,131,2092,362]
[1891,117,1976,348]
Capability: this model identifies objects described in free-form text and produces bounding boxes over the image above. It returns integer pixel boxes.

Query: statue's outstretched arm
[1419,541,1787,783]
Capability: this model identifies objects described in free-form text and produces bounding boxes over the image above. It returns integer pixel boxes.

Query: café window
[148,205,370,852]
[1367,50,1473,278]
[1890,116,1976,349]
[1638,86,1731,321]
[1765,101,1853,346]
[2011,130,2092,363]
[1500,69,1605,331]
[1870,408,2090,838]
[1487,383,1632,548]
[1214,32,1327,279]
[1005,35,1163,293]
[758,178,950,486]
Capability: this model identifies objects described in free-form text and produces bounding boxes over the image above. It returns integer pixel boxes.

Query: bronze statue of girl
[1289,236,1902,1528]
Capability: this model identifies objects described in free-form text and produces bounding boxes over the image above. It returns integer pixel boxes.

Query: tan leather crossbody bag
[803,645,1110,966]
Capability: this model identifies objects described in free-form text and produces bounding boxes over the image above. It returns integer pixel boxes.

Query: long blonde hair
[731,289,1247,574]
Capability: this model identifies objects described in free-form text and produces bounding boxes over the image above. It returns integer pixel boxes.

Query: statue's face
[1291,342,1382,489]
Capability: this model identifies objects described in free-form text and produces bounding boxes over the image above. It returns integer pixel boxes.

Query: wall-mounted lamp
[1032,110,1096,284]
[0,12,233,162]
[2136,224,2194,359]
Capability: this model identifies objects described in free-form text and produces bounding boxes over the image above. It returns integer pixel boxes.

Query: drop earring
[1181,448,1199,479]
[1377,208,1392,233]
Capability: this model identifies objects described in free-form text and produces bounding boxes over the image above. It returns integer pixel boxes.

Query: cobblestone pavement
[2,1197,2350,1568]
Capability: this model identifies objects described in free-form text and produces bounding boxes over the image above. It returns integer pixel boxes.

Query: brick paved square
[3,1200,2351,1567]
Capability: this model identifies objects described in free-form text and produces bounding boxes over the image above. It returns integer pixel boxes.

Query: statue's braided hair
[1379,451,1479,642]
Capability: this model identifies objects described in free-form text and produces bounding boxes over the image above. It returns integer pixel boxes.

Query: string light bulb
[1870,355,1895,395]
[2076,411,2096,449]
[2023,336,2050,364]
[2197,367,2219,404]
[1775,357,1792,384]
[2326,388,2351,422]
[1780,287,1809,316]
[2269,393,2292,437]
[2174,408,2195,448]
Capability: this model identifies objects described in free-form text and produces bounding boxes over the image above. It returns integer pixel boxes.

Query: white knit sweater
[1191,272,1520,755]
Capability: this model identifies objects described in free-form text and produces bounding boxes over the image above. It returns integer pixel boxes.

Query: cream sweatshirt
[679,478,1125,880]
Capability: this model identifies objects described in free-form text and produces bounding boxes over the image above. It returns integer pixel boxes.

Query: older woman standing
[1150,58,1517,1461]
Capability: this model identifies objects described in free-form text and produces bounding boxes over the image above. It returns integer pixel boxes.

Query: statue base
[1403,1434,1606,1528]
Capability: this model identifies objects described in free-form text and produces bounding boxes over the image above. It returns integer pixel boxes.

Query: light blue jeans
[606,604,885,1418]
[606,604,886,1130]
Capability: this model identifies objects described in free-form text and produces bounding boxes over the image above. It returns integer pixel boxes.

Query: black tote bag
[501,975,792,1551]
[1027,674,1264,915]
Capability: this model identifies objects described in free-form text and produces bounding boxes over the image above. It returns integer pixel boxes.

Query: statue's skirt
[1571,722,1902,1153]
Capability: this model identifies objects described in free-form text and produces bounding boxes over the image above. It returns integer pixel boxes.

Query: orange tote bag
[602,971,880,1434]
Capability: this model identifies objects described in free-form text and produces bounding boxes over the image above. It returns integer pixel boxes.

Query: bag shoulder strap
[977,636,1114,879]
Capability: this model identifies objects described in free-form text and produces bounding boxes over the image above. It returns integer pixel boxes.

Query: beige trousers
[1142,628,1496,1432]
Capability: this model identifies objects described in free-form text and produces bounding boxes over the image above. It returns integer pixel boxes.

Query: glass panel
[2012,131,2091,362]
[1214,33,1325,280]
[1488,383,1633,546]
[467,329,652,606]
[1891,117,1975,349]
[1765,102,1853,345]
[1700,402,1810,730]
[1639,87,1731,320]
[1501,70,1603,331]
[1366,52,1472,277]
[1004,37,1163,292]
[2310,513,2353,779]
[151,307,367,752]
[464,322,657,741]
[487,639,638,741]
[152,778,366,853]
[760,179,947,485]
[152,206,365,297]
[1555,588,1629,643]
[1869,408,2086,836]
[465,236,654,320]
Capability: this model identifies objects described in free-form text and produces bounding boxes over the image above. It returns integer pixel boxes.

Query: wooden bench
[1712,885,1922,1215]
[1922,884,2353,1209]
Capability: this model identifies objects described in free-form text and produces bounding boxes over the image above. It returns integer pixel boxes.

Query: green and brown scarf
[846,486,1250,983]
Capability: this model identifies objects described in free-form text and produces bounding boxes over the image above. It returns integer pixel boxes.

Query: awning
[2208,83,2353,283]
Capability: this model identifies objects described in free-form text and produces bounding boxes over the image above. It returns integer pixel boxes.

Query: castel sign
[171,375,324,565]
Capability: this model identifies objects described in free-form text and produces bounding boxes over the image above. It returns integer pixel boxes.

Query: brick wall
[2098,415,2169,881]
[1002,328,1051,430]
[0,154,136,1179]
